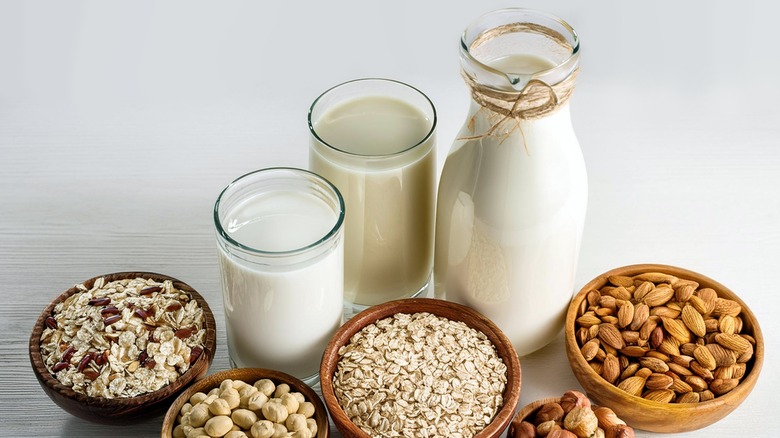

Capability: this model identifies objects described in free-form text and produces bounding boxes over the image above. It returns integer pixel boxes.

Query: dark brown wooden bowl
[29,272,217,424]
[320,298,522,438]
[161,368,329,438]
[564,264,764,432]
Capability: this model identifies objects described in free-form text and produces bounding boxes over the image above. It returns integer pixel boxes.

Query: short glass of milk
[308,79,437,317]
[214,167,345,384]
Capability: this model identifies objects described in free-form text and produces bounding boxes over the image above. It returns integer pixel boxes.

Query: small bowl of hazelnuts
[564,264,764,432]
[509,390,635,438]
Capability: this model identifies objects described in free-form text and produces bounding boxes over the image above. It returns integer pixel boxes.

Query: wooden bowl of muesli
[29,271,217,424]
[320,298,522,438]
[564,264,764,432]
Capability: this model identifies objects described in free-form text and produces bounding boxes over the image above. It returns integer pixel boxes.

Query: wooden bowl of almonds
[29,272,217,423]
[161,368,329,438]
[564,264,764,432]
[320,298,522,438]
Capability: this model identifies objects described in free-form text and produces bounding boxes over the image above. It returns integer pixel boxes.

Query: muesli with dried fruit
[39,276,206,398]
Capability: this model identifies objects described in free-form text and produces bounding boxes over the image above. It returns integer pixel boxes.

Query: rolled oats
[333,312,507,438]
[39,276,206,398]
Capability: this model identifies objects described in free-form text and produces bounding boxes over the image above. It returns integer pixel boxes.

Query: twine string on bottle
[459,22,579,143]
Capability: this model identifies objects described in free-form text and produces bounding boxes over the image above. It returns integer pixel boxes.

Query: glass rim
[213,167,345,256]
[307,78,437,159]
[460,8,580,81]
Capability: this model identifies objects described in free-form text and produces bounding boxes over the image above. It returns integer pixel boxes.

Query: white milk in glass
[435,53,587,356]
[216,172,343,380]
[310,91,435,307]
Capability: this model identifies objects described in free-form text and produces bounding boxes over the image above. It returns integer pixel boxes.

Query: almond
[639,317,658,341]
[577,313,601,328]
[710,378,739,396]
[608,275,635,288]
[643,389,675,403]
[617,376,646,397]
[674,284,696,303]
[714,333,751,355]
[681,304,707,338]
[685,375,708,392]
[667,362,693,377]
[617,301,634,328]
[605,286,632,301]
[661,316,692,344]
[632,281,654,302]
[699,390,715,402]
[602,354,620,384]
[696,288,718,314]
[621,331,640,345]
[581,339,601,361]
[712,298,742,317]
[657,337,681,357]
[676,392,700,403]
[620,345,647,358]
[629,303,649,331]
[645,373,674,390]
[690,360,714,380]
[639,356,669,373]
[587,289,602,306]
[650,306,680,319]
[620,363,640,381]
[598,323,626,350]
[706,343,737,367]
[718,315,737,335]
[650,326,664,349]
[736,342,754,363]
[693,345,717,370]
[643,287,675,307]
[633,272,678,284]
[670,376,693,394]
[593,406,626,430]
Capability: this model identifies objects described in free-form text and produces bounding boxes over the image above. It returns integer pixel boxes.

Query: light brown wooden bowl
[509,397,562,437]
[564,264,764,433]
[161,368,329,438]
[508,396,634,437]
[320,298,522,438]
[29,272,217,424]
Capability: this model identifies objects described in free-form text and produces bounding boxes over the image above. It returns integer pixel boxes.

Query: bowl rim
[319,297,522,438]
[160,367,330,438]
[510,396,634,437]
[29,271,217,412]
[564,263,764,430]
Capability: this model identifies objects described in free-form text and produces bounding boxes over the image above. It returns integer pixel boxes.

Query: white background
[1,1,778,437]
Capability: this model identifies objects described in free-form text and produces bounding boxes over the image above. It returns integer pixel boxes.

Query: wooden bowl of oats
[320,298,522,438]
[564,264,763,432]
[29,272,217,424]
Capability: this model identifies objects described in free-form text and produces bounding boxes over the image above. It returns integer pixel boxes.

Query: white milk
[218,188,343,379]
[310,95,435,307]
[435,54,587,355]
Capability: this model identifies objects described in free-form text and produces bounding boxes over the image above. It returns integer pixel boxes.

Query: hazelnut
[511,420,535,438]
[560,390,591,413]
[535,402,565,424]
[564,407,598,438]
[606,424,635,438]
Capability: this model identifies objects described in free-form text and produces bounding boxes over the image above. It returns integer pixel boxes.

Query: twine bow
[459,22,579,143]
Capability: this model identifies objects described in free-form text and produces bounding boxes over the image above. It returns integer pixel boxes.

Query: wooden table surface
[1,1,778,437]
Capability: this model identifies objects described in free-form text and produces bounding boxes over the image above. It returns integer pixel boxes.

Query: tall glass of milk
[309,79,436,317]
[214,168,345,383]
[435,9,587,356]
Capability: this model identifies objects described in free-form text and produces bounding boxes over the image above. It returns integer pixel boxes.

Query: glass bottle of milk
[434,8,587,356]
